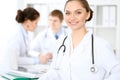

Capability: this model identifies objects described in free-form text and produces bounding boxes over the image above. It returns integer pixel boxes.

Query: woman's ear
[26,20,31,28]
[86,11,90,21]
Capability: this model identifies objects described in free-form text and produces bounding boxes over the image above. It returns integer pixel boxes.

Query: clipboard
[1,70,39,80]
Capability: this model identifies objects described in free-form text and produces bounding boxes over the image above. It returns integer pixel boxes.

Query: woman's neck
[72,28,87,49]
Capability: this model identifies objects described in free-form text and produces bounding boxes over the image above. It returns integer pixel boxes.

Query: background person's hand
[46,52,53,59]
[39,52,53,64]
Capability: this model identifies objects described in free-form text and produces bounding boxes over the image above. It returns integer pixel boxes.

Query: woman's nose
[69,14,76,20]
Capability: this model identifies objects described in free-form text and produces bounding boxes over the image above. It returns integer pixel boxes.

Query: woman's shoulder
[94,35,113,51]
[94,35,110,45]
[9,25,22,40]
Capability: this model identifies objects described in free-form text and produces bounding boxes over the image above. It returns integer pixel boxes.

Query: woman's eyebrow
[65,9,83,12]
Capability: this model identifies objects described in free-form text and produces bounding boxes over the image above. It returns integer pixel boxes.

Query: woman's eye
[54,20,57,22]
[77,12,81,14]
[65,12,70,15]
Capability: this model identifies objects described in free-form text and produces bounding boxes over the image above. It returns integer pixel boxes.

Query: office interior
[0,0,120,79]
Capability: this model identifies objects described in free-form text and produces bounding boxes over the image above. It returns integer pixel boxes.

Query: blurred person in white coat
[29,9,70,64]
[4,7,40,70]
[38,0,120,80]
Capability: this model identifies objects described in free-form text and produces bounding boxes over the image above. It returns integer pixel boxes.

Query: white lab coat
[4,24,36,70]
[39,30,120,80]
[29,27,70,61]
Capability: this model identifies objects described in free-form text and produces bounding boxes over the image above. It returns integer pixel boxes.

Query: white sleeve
[28,50,40,57]
[104,63,120,80]
[103,43,120,80]
[95,37,120,80]
[18,57,35,65]
[28,32,44,57]
[38,69,63,80]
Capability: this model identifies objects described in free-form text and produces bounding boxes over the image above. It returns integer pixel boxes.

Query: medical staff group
[2,0,120,80]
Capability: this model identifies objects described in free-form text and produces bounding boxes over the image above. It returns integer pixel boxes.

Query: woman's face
[27,17,40,32]
[64,1,89,31]
[48,16,62,33]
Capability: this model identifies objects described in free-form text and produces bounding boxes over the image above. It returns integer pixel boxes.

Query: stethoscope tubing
[91,34,95,65]
[57,36,67,54]
[57,34,96,72]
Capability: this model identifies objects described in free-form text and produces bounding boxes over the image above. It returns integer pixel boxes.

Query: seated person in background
[29,9,70,64]
[4,7,40,70]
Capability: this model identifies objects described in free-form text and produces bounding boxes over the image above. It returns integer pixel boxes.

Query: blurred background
[0,0,120,59]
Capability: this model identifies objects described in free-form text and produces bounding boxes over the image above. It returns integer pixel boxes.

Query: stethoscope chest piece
[90,65,98,73]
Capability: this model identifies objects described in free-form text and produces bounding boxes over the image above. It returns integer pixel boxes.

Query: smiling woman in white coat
[4,7,40,70]
[38,0,120,80]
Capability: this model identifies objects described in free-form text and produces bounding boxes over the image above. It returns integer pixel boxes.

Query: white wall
[0,0,17,45]
[0,0,17,72]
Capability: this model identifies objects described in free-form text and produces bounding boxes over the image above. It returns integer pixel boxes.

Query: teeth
[70,22,77,25]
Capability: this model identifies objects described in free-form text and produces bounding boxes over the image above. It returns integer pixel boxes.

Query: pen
[1,76,11,80]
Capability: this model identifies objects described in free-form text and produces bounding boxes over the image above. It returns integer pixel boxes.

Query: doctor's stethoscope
[56,34,97,73]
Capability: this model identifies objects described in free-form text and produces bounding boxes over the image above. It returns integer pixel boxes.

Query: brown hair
[16,7,40,23]
[64,0,93,21]
[49,9,63,22]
